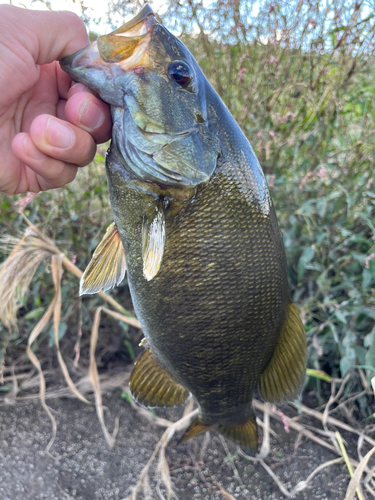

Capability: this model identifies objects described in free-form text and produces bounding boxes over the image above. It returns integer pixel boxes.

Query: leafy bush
[1,1,374,393]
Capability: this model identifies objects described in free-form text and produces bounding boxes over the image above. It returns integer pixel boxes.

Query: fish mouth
[61,4,157,80]
[60,4,219,189]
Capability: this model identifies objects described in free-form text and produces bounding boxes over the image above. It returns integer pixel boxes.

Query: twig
[291,401,375,449]
[336,432,364,500]
[21,215,139,323]
[258,402,270,459]
[219,435,243,487]
[345,447,375,500]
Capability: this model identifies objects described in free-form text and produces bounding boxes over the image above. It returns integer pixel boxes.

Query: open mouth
[61,4,157,76]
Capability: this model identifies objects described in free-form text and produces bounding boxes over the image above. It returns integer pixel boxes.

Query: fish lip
[60,4,157,74]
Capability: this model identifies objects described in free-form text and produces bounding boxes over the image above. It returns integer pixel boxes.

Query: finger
[4,5,90,64]
[68,83,89,98]
[28,114,97,167]
[67,82,100,100]
[56,99,68,121]
[64,91,112,144]
[12,133,78,191]
[56,64,74,100]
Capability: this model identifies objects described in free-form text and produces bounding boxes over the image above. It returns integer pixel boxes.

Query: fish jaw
[60,7,220,190]
[60,5,157,106]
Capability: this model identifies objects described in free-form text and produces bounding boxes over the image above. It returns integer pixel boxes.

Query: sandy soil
[0,392,353,500]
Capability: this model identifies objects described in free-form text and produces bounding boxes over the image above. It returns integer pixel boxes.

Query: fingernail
[79,99,105,129]
[46,118,74,149]
[22,135,45,161]
[68,83,88,99]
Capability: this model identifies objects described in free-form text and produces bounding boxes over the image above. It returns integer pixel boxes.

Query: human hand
[0,5,112,195]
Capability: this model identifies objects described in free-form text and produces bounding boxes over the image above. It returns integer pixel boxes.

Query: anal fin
[259,301,307,403]
[130,349,190,408]
[80,222,126,295]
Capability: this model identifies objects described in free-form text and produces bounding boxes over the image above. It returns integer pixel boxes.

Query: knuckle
[65,12,87,39]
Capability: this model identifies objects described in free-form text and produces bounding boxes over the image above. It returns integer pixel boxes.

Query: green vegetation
[0,0,374,410]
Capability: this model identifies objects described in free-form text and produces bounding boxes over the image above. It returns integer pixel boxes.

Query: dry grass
[0,218,374,498]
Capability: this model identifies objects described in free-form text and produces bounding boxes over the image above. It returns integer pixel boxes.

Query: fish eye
[168,61,192,88]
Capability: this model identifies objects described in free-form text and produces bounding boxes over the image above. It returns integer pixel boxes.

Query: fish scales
[61,3,306,450]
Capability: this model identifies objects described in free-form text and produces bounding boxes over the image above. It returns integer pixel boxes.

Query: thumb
[2,5,90,64]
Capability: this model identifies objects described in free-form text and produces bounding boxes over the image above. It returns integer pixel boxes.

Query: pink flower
[299,172,313,190]
[316,165,326,179]
[313,334,323,356]
[262,56,279,65]
[238,67,246,81]
[307,18,317,28]
[365,254,375,269]
[272,406,290,433]
[280,112,296,123]
[268,174,276,188]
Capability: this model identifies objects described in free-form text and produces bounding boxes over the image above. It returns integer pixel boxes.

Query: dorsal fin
[80,222,126,295]
[130,348,190,408]
[259,301,307,403]
[142,208,166,281]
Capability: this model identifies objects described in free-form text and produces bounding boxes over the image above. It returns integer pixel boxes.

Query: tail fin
[217,416,258,451]
[180,414,258,451]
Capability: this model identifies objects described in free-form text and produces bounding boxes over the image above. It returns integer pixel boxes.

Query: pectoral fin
[259,301,307,403]
[80,222,126,295]
[130,349,190,408]
[142,208,166,281]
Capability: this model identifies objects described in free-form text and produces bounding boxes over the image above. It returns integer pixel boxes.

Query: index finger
[3,5,90,64]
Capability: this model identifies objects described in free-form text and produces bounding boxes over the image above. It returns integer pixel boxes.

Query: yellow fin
[130,349,190,408]
[180,415,258,451]
[217,416,258,451]
[80,222,126,295]
[142,208,166,281]
[179,415,210,444]
[259,301,307,403]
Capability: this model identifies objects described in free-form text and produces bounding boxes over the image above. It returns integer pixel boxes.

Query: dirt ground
[0,391,356,500]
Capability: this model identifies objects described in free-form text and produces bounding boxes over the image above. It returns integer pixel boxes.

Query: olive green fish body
[107,105,288,428]
[61,4,306,449]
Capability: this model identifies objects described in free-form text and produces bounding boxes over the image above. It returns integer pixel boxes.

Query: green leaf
[297,246,315,280]
[340,354,355,377]
[121,391,132,403]
[362,268,372,291]
[124,340,135,360]
[306,369,332,382]
[49,322,67,347]
[365,327,375,382]
[24,307,45,320]
[334,310,347,324]
[297,199,315,216]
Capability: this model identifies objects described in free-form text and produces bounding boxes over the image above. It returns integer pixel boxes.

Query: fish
[61,3,306,451]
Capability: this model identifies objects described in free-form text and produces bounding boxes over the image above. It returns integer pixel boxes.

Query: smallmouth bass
[61,4,306,451]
